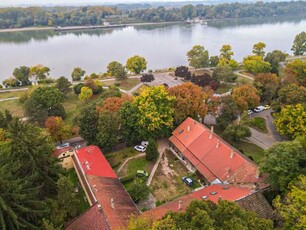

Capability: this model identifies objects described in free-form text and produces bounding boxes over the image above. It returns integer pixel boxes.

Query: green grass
[105,147,139,169]
[101,78,140,91]
[66,169,90,214]
[233,140,265,164]
[125,157,150,177]
[0,100,24,117]
[246,117,268,133]
[0,90,27,99]
[215,84,233,94]
[235,75,253,85]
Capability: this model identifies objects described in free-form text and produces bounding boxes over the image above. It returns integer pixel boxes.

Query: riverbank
[0,21,183,33]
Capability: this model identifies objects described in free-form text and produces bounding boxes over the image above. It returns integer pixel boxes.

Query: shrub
[127,180,149,203]
[145,139,158,161]
[247,117,268,132]
[120,175,136,184]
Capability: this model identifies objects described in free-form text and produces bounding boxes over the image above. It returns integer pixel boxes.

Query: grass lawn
[0,100,24,117]
[101,78,140,91]
[235,75,253,85]
[191,69,212,75]
[0,90,27,99]
[150,150,202,204]
[105,147,139,169]
[66,169,90,214]
[233,140,265,164]
[215,84,233,94]
[246,117,268,133]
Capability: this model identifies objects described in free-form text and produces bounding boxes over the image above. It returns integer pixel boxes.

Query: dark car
[182,176,193,187]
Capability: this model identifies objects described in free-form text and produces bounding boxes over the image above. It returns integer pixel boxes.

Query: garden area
[233,140,265,164]
[245,117,268,133]
[150,150,202,205]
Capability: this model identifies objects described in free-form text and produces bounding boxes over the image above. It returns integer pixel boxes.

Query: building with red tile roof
[169,117,262,186]
[66,146,139,230]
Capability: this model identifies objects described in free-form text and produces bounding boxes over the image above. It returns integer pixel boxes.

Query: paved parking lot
[148,73,183,87]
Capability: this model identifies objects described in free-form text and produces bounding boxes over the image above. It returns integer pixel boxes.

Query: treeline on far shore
[1,1,306,29]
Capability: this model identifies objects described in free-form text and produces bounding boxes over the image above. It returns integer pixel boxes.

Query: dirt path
[116,153,146,174]
[146,138,169,186]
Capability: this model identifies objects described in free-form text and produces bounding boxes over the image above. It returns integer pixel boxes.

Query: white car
[141,141,149,147]
[247,110,253,115]
[134,145,146,152]
[254,106,265,113]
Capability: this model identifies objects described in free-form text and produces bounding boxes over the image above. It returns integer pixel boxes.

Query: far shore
[0,21,183,33]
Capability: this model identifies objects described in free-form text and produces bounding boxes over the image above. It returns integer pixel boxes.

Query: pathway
[247,127,278,150]
[233,70,254,81]
[116,152,146,174]
[0,97,19,102]
[146,138,169,186]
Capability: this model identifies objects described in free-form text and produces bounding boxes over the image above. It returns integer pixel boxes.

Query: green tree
[212,65,236,82]
[216,97,239,130]
[96,111,121,149]
[274,104,306,139]
[55,76,72,95]
[71,67,85,81]
[223,124,251,143]
[127,180,150,203]
[260,137,306,192]
[78,86,93,101]
[273,175,306,229]
[186,45,209,68]
[243,55,272,74]
[209,55,219,67]
[253,73,279,102]
[0,110,13,129]
[264,50,287,75]
[277,84,306,106]
[73,83,84,95]
[13,66,31,86]
[232,85,260,112]
[252,42,266,57]
[220,44,234,60]
[107,61,127,80]
[145,139,158,161]
[291,31,306,56]
[78,105,99,144]
[126,55,147,74]
[152,216,176,230]
[30,64,50,81]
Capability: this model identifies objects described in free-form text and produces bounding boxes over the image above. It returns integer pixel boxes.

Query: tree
[71,67,85,81]
[126,55,147,74]
[132,86,175,139]
[291,31,306,56]
[274,104,306,139]
[78,105,99,144]
[243,55,271,74]
[127,180,150,203]
[277,84,306,106]
[96,95,132,113]
[186,45,209,68]
[191,73,218,89]
[220,44,234,60]
[0,110,13,129]
[30,64,50,81]
[273,175,306,229]
[209,55,219,67]
[140,73,155,84]
[168,82,208,124]
[217,58,239,69]
[13,66,31,86]
[96,111,121,148]
[107,61,127,80]
[145,139,158,161]
[55,76,72,95]
[78,86,93,101]
[252,42,266,57]
[212,65,236,82]
[174,66,191,80]
[216,97,239,130]
[260,137,306,192]
[284,59,306,86]
[84,78,103,95]
[264,50,287,75]
[45,116,71,143]
[232,85,260,112]
[253,73,279,102]
[222,124,251,143]
[73,83,84,95]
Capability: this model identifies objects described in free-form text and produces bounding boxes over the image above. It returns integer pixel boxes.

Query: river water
[0,15,306,81]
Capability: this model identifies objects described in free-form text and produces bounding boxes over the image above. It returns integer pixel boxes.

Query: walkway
[0,97,19,102]
[146,138,169,186]
[247,127,278,150]
[234,70,254,81]
[116,153,146,174]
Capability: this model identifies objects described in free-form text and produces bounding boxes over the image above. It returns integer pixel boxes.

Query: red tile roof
[66,146,139,230]
[170,117,260,184]
[75,146,117,178]
[142,184,253,221]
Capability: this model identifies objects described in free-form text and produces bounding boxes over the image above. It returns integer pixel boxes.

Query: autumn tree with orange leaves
[45,116,71,143]
[232,85,260,113]
[168,82,208,124]
[96,95,132,113]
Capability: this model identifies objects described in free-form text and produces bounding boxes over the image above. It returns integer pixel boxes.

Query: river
[0,15,306,81]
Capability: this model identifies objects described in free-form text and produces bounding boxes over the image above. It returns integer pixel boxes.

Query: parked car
[141,141,149,147]
[247,110,253,115]
[264,105,271,110]
[254,106,265,113]
[136,170,149,177]
[182,176,193,187]
[134,145,146,152]
[56,142,69,149]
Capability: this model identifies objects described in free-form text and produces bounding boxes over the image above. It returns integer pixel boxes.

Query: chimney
[97,203,102,211]
[178,200,183,210]
[111,198,115,209]
[230,150,234,158]
[218,196,222,202]
[209,126,214,139]
[187,125,190,132]
[216,139,220,148]
[255,169,260,179]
